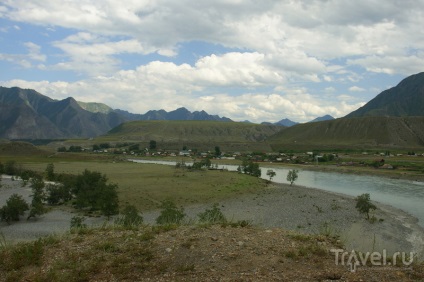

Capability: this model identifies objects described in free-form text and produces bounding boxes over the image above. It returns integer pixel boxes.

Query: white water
[130,159,424,227]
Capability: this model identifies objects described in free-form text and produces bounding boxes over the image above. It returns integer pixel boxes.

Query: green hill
[268,116,424,150]
[99,120,284,151]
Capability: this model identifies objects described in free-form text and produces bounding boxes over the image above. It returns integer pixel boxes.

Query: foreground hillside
[269,116,424,149]
[1,225,422,281]
[100,120,284,151]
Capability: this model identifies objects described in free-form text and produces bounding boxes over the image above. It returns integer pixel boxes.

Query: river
[130,159,424,227]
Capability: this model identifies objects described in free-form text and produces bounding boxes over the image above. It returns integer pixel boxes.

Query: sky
[1,0,424,123]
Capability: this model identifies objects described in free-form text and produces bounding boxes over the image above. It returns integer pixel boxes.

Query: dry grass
[0,225,422,281]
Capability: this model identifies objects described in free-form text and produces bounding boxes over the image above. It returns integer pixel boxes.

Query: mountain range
[0,87,231,139]
[1,71,424,148]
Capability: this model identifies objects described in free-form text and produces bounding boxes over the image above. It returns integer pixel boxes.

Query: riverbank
[1,175,423,260]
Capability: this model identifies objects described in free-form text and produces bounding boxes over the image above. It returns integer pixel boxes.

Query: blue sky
[1,1,423,123]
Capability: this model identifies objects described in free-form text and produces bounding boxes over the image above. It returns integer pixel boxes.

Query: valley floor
[1,177,423,260]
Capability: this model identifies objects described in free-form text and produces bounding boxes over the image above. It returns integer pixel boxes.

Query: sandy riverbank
[1,176,423,259]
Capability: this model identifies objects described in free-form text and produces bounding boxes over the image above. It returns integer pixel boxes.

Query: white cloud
[2,0,424,122]
[349,86,366,92]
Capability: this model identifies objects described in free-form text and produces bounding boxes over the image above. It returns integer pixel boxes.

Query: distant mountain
[77,101,113,114]
[115,107,232,122]
[0,87,125,139]
[274,118,298,127]
[309,115,334,123]
[0,87,234,139]
[346,72,424,117]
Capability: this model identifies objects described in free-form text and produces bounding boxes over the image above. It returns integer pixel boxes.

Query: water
[130,159,424,227]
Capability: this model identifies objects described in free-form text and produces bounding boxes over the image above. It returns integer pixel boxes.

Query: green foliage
[149,140,157,150]
[27,177,46,220]
[355,193,377,220]
[0,194,29,224]
[197,203,226,224]
[156,200,186,225]
[0,162,4,174]
[214,146,221,157]
[286,169,299,185]
[114,205,143,228]
[46,183,72,205]
[45,163,55,181]
[129,144,140,151]
[68,146,82,152]
[191,158,211,170]
[57,146,67,152]
[70,216,87,229]
[4,160,18,175]
[239,160,261,177]
[266,169,276,181]
[73,170,119,217]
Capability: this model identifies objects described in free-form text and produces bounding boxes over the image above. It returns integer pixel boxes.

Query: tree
[27,177,46,220]
[4,160,17,175]
[286,169,299,185]
[149,140,157,150]
[99,183,119,219]
[355,193,377,220]
[73,169,119,216]
[214,146,221,157]
[266,169,276,181]
[240,160,261,177]
[45,163,55,181]
[46,183,72,205]
[0,194,29,224]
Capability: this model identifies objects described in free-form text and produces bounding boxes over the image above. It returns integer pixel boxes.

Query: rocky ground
[1,175,424,281]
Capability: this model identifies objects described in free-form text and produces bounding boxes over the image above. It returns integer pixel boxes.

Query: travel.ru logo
[330,249,415,272]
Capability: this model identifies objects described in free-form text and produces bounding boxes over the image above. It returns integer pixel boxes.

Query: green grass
[21,160,267,212]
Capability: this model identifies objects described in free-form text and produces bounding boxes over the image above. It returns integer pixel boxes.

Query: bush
[0,194,29,224]
[355,193,377,220]
[114,205,143,228]
[70,216,87,229]
[198,203,226,224]
[45,163,55,181]
[4,160,18,175]
[156,200,186,225]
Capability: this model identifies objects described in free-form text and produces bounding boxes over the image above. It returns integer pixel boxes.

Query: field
[20,159,266,212]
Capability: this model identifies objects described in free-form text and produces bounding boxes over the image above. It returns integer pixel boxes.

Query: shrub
[198,203,226,224]
[156,200,186,225]
[115,205,143,228]
[70,216,87,229]
[239,160,261,177]
[0,194,29,224]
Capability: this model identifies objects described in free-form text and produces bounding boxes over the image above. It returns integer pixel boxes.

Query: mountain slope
[346,72,424,117]
[101,120,283,150]
[309,115,334,123]
[77,101,113,113]
[0,87,125,139]
[268,116,424,149]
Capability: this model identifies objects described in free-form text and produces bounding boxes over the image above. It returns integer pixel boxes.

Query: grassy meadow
[19,158,266,212]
